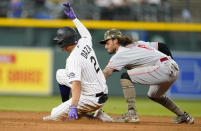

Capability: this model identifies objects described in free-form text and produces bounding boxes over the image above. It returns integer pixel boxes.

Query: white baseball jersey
[106,41,179,98]
[57,18,108,95]
[51,18,108,121]
[66,20,108,96]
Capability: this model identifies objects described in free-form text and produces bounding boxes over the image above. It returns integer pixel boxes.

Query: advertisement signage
[169,52,201,99]
[0,47,53,95]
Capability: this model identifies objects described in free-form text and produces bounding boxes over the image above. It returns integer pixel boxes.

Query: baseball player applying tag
[99,29,194,124]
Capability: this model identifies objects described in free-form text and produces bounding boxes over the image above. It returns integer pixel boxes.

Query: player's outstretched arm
[67,81,81,120]
[63,3,92,40]
[103,67,114,79]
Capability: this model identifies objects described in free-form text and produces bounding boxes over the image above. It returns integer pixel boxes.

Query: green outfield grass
[0,95,201,117]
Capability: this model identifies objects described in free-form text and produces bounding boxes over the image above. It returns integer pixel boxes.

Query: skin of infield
[0,111,200,131]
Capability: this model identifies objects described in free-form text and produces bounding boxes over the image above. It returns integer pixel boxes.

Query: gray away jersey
[107,41,167,71]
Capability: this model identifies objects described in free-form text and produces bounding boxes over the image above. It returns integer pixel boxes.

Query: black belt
[160,57,168,62]
[96,92,105,97]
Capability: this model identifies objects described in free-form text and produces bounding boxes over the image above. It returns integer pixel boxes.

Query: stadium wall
[0,18,201,98]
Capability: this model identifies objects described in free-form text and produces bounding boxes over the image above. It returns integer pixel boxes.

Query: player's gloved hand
[68,106,78,120]
[63,3,76,19]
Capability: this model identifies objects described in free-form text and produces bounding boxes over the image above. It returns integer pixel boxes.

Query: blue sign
[169,52,201,99]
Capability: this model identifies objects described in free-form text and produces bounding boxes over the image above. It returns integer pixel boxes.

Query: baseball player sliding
[43,3,112,122]
[99,29,194,124]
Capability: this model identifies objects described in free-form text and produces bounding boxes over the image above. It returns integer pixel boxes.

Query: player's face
[61,44,74,53]
[61,46,67,51]
[105,39,116,54]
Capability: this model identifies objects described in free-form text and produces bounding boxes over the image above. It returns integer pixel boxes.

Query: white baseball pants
[53,69,104,121]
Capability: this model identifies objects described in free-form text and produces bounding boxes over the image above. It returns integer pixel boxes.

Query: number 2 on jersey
[90,56,100,73]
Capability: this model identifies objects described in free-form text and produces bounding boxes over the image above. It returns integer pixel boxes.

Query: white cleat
[43,115,53,121]
[93,109,113,122]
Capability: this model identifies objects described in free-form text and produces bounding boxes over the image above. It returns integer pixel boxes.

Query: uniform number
[90,56,100,73]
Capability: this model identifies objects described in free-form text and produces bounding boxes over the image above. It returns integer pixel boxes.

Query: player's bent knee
[56,69,66,84]
[147,91,163,100]
[120,73,134,91]
[121,72,131,80]
[56,69,62,82]
[147,95,155,100]
[147,91,162,99]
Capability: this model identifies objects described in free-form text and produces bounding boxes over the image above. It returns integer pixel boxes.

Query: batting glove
[68,106,78,120]
[63,3,76,19]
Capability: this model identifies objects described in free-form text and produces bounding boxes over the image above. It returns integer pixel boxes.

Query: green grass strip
[0,95,200,117]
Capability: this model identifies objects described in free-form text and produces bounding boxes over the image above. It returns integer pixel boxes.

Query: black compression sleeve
[158,42,173,59]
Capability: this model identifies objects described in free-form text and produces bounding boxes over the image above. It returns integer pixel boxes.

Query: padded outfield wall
[0,18,201,98]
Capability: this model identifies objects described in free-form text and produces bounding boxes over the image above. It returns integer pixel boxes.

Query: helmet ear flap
[56,39,65,48]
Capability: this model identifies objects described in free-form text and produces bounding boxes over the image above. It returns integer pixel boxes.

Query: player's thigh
[56,69,72,87]
[51,95,102,120]
[127,65,169,85]
[77,95,103,114]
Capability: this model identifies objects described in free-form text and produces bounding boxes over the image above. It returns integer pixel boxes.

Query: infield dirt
[0,111,200,131]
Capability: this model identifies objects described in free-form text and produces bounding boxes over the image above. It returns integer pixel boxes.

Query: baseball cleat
[113,109,140,123]
[93,109,113,122]
[43,115,53,121]
[172,112,194,124]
